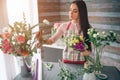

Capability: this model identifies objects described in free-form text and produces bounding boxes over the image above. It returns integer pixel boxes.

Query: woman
[36,0,91,56]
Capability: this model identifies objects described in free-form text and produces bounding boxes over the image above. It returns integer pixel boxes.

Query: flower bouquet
[63,31,88,64]
[0,15,39,77]
[0,16,38,57]
[87,27,118,74]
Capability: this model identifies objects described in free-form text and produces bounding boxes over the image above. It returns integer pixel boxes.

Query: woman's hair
[72,0,91,51]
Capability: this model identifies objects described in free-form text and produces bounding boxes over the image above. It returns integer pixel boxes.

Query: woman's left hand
[82,50,90,56]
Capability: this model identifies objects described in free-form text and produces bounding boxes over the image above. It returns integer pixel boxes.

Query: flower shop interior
[0,0,120,80]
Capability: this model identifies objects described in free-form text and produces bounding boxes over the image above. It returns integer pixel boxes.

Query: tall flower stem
[94,46,103,74]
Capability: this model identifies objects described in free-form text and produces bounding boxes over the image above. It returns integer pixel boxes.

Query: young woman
[36,0,91,56]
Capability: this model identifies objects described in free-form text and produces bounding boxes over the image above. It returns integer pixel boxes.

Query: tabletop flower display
[87,27,118,74]
[0,17,38,57]
[0,15,40,77]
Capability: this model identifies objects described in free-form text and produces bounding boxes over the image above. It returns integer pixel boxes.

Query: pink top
[49,21,81,43]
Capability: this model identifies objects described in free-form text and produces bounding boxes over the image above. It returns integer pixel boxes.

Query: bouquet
[65,32,88,52]
[87,28,117,48]
[63,31,89,63]
[86,27,119,73]
[0,15,38,57]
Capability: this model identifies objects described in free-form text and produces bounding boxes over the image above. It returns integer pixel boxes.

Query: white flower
[12,42,15,45]
[87,32,90,35]
[103,34,107,38]
[109,31,113,33]
[93,34,97,38]
[3,27,11,33]
[43,19,50,25]
[102,31,105,34]
[97,32,100,36]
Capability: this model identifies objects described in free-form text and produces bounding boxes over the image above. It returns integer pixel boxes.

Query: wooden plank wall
[37,0,60,35]
[38,0,60,23]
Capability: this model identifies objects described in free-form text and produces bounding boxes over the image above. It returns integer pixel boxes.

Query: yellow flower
[74,39,79,43]
[80,35,83,40]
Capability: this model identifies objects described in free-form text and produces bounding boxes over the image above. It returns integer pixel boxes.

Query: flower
[16,35,26,43]
[65,31,88,52]
[86,27,118,73]
[0,15,38,57]
[51,22,61,36]
[87,28,117,48]
[43,19,50,25]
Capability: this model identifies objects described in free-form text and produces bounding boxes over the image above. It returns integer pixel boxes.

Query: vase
[83,72,96,80]
[92,45,104,74]
[16,56,32,77]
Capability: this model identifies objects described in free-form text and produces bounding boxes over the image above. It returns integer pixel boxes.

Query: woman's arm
[35,24,65,47]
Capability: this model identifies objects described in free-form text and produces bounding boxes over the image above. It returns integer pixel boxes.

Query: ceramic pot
[83,72,96,80]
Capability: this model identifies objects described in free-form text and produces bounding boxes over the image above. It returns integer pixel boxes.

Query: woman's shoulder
[57,21,70,32]
[59,21,71,28]
[60,21,69,25]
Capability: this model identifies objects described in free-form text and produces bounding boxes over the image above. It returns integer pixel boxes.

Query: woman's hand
[35,30,43,41]
[35,30,45,48]
[82,50,90,56]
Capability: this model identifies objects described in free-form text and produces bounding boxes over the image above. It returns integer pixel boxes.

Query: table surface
[14,74,32,80]
[42,62,120,80]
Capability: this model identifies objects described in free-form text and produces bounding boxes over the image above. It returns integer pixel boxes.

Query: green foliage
[51,27,57,36]
[87,28,118,73]
[58,60,77,80]
[87,28,117,48]
[44,63,53,71]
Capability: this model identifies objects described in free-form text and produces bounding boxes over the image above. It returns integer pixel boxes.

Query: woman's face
[69,3,79,21]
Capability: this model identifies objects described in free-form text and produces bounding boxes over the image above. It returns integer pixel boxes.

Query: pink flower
[3,39,13,53]
[54,23,61,28]
[3,32,10,39]
[0,46,2,48]
[16,35,25,43]
[74,42,85,51]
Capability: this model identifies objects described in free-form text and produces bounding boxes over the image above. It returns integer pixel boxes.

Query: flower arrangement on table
[57,28,119,80]
[0,16,38,57]
[63,31,88,64]
[76,28,119,80]
[86,28,119,74]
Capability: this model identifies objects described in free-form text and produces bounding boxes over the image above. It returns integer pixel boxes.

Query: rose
[21,51,29,56]
[3,39,13,53]
[16,35,25,43]
[3,32,11,39]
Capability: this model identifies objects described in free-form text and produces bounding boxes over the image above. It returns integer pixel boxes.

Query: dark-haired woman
[36,0,91,57]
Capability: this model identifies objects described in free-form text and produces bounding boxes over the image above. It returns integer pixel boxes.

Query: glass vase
[16,56,32,77]
[92,45,104,74]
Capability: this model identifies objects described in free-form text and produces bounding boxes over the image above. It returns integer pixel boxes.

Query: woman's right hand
[35,29,43,41]
[35,30,44,48]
